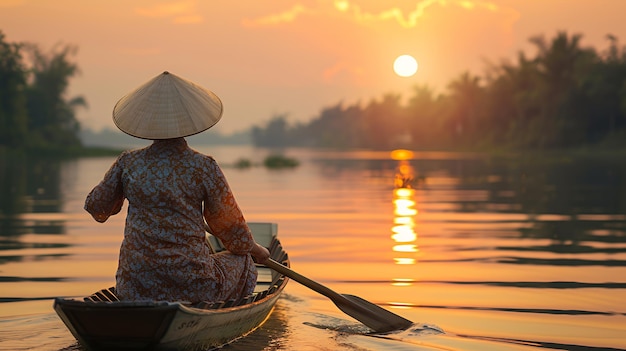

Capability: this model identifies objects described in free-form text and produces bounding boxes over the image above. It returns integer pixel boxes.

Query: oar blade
[333,294,413,333]
[264,259,412,333]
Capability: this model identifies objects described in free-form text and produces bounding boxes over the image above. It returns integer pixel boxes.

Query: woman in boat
[84,71,270,303]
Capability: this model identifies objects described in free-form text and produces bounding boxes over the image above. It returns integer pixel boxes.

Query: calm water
[0,145,625,350]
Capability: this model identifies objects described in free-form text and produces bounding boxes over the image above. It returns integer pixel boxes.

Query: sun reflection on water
[392,188,419,265]
[391,149,419,269]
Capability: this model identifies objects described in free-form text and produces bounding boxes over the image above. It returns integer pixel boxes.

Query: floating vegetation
[233,158,253,169]
[263,154,299,169]
[228,155,299,169]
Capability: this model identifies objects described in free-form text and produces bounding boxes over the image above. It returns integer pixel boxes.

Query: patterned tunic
[85,138,257,303]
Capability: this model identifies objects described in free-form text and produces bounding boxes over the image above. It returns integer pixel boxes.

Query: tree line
[252,31,626,151]
[3,30,626,153]
[0,30,85,152]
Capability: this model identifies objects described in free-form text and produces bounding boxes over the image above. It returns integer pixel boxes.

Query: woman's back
[84,71,270,303]
[86,139,258,302]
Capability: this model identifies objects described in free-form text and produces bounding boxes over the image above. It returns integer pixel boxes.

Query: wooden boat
[54,223,289,351]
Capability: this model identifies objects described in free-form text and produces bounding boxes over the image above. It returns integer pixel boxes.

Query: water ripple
[381,302,625,317]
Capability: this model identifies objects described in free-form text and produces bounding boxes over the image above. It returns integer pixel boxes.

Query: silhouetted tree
[405,85,442,149]
[526,32,597,147]
[444,71,484,146]
[251,114,290,147]
[23,43,86,148]
[0,31,28,147]
[361,94,406,149]
[581,34,626,140]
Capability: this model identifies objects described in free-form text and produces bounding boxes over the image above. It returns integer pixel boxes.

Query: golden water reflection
[392,187,419,265]
[391,150,419,267]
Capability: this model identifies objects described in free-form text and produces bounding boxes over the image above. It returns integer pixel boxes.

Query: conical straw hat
[113,71,223,139]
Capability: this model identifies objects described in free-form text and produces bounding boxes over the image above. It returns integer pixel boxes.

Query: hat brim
[113,71,223,139]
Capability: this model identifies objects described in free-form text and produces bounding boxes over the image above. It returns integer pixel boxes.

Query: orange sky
[1,0,625,134]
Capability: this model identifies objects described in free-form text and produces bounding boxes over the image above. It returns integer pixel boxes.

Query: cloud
[337,0,502,28]
[242,4,311,26]
[333,0,439,28]
[135,1,203,24]
[244,0,504,29]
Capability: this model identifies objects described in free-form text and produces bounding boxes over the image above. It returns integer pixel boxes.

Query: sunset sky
[2,0,625,134]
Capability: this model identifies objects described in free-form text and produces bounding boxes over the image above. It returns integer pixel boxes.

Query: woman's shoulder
[187,150,224,174]
[119,147,146,159]
[113,147,151,167]
[188,148,216,163]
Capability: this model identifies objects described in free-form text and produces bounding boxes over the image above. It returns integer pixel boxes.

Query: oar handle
[265,258,348,303]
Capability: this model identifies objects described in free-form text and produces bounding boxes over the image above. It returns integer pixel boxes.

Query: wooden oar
[264,258,413,333]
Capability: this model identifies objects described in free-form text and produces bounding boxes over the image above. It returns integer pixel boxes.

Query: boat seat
[85,287,120,302]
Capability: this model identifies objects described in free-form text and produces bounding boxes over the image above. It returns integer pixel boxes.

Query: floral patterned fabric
[85,138,257,303]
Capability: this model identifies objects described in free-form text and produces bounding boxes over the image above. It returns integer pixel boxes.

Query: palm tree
[405,84,441,149]
[528,31,597,147]
[445,71,483,145]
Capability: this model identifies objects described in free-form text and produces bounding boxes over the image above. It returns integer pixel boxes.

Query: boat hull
[161,291,283,350]
[54,222,289,351]
[55,284,285,351]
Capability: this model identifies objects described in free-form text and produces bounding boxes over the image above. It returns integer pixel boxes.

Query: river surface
[0,144,625,350]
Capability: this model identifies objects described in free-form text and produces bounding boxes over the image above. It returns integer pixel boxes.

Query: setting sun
[393,55,418,77]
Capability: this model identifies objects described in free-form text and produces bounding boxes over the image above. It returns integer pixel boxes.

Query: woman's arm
[85,154,126,222]
[202,157,256,255]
